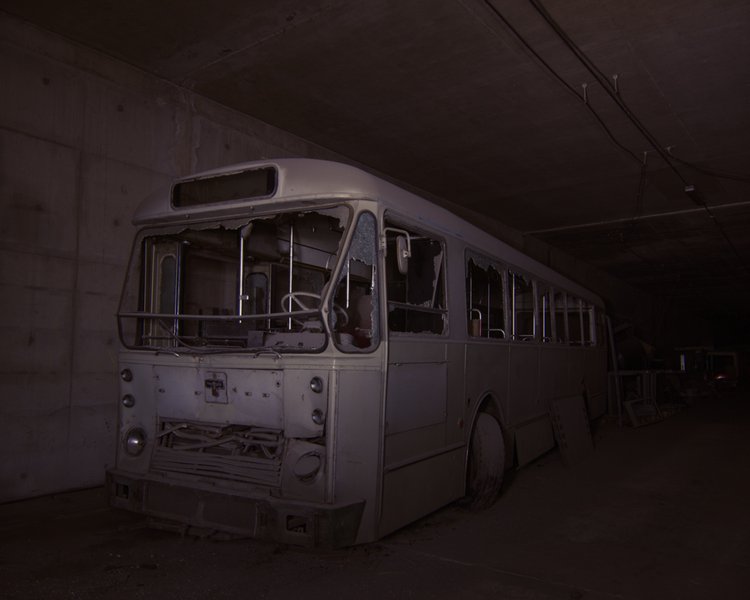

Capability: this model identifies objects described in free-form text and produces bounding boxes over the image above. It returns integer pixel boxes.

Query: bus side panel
[514,345,571,466]
[385,362,447,435]
[335,369,384,545]
[507,345,541,425]
[379,339,464,537]
[464,342,513,468]
[584,347,608,419]
[445,342,468,446]
[510,343,556,467]
[464,342,510,420]
[514,417,555,467]
[384,340,448,466]
[567,348,586,396]
[379,448,464,538]
[539,345,572,404]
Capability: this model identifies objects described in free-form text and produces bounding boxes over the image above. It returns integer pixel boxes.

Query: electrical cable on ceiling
[622,152,659,270]
[528,0,750,187]
[477,0,660,271]
[631,152,648,224]
[666,152,750,184]
[479,0,642,167]
[528,0,748,273]
[479,0,658,260]
[482,0,749,274]
[526,0,692,187]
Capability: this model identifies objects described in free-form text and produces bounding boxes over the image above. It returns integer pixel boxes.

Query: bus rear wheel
[466,412,505,510]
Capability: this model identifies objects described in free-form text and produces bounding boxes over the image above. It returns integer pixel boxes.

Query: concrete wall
[0,14,346,502]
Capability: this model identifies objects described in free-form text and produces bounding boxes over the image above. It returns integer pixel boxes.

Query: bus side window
[385,222,446,335]
[466,256,506,339]
[582,302,596,346]
[331,212,379,352]
[539,285,554,343]
[568,295,583,345]
[596,311,606,348]
[554,290,568,343]
[509,271,535,341]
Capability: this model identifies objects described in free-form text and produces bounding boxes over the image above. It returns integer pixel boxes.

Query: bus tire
[466,412,505,510]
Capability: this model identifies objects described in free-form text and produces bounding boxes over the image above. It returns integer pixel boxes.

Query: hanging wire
[479,0,642,166]
[479,0,748,274]
[631,152,649,225]
[666,151,750,183]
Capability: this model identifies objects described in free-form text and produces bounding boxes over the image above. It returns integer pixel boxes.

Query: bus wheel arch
[465,399,506,510]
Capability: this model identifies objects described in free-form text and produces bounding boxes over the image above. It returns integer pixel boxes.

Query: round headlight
[124,428,147,456]
[311,408,325,425]
[122,394,135,408]
[120,369,133,382]
[293,451,322,482]
[309,376,324,394]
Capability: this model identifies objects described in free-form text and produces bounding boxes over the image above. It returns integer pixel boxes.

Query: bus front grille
[151,420,284,487]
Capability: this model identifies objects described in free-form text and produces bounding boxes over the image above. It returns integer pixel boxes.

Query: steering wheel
[280,292,348,326]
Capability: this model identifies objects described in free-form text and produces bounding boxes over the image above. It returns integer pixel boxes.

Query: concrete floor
[1,391,748,600]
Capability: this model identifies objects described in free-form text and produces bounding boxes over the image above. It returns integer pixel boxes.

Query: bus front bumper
[106,469,365,547]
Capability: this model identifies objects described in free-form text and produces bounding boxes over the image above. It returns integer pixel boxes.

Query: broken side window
[331,211,380,352]
[554,290,568,343]
[466,253,506,339]
[384,219,447,335]
[509,271,535,341]
[538,284,554,343]
[582,301,596,346]
[568,295,583,345]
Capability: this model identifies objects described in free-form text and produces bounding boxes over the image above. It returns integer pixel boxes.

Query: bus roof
[134,159,406,225]
[134,158,602,305]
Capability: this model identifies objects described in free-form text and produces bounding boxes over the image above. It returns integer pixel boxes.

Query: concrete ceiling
[5,0,750,323]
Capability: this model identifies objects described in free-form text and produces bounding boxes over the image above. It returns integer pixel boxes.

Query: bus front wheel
[466,412,505,510]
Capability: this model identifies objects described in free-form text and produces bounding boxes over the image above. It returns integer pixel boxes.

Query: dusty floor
[1,391,748,600]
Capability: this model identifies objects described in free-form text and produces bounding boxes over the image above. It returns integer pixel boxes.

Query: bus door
[379,222,462,535]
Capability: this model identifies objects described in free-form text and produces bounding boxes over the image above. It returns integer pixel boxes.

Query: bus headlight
[292,451,322,482]
[309,376,324,394]
[311,408,325,425]
[124,428,147,456]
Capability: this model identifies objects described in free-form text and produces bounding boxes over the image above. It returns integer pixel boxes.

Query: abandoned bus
[108,158,607,546]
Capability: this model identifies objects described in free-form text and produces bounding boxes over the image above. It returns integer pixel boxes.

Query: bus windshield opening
[118,207,351,353]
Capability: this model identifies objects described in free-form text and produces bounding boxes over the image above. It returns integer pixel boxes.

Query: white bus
[109,159,607,546]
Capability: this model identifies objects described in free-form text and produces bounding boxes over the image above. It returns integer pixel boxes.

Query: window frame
[508,269,537,342]
[537,282,556,344]
[465,250,508,341]
[382,213,449,337]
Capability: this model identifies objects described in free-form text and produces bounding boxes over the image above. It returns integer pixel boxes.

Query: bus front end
[109,355,367,547]
[107,171,382,546]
